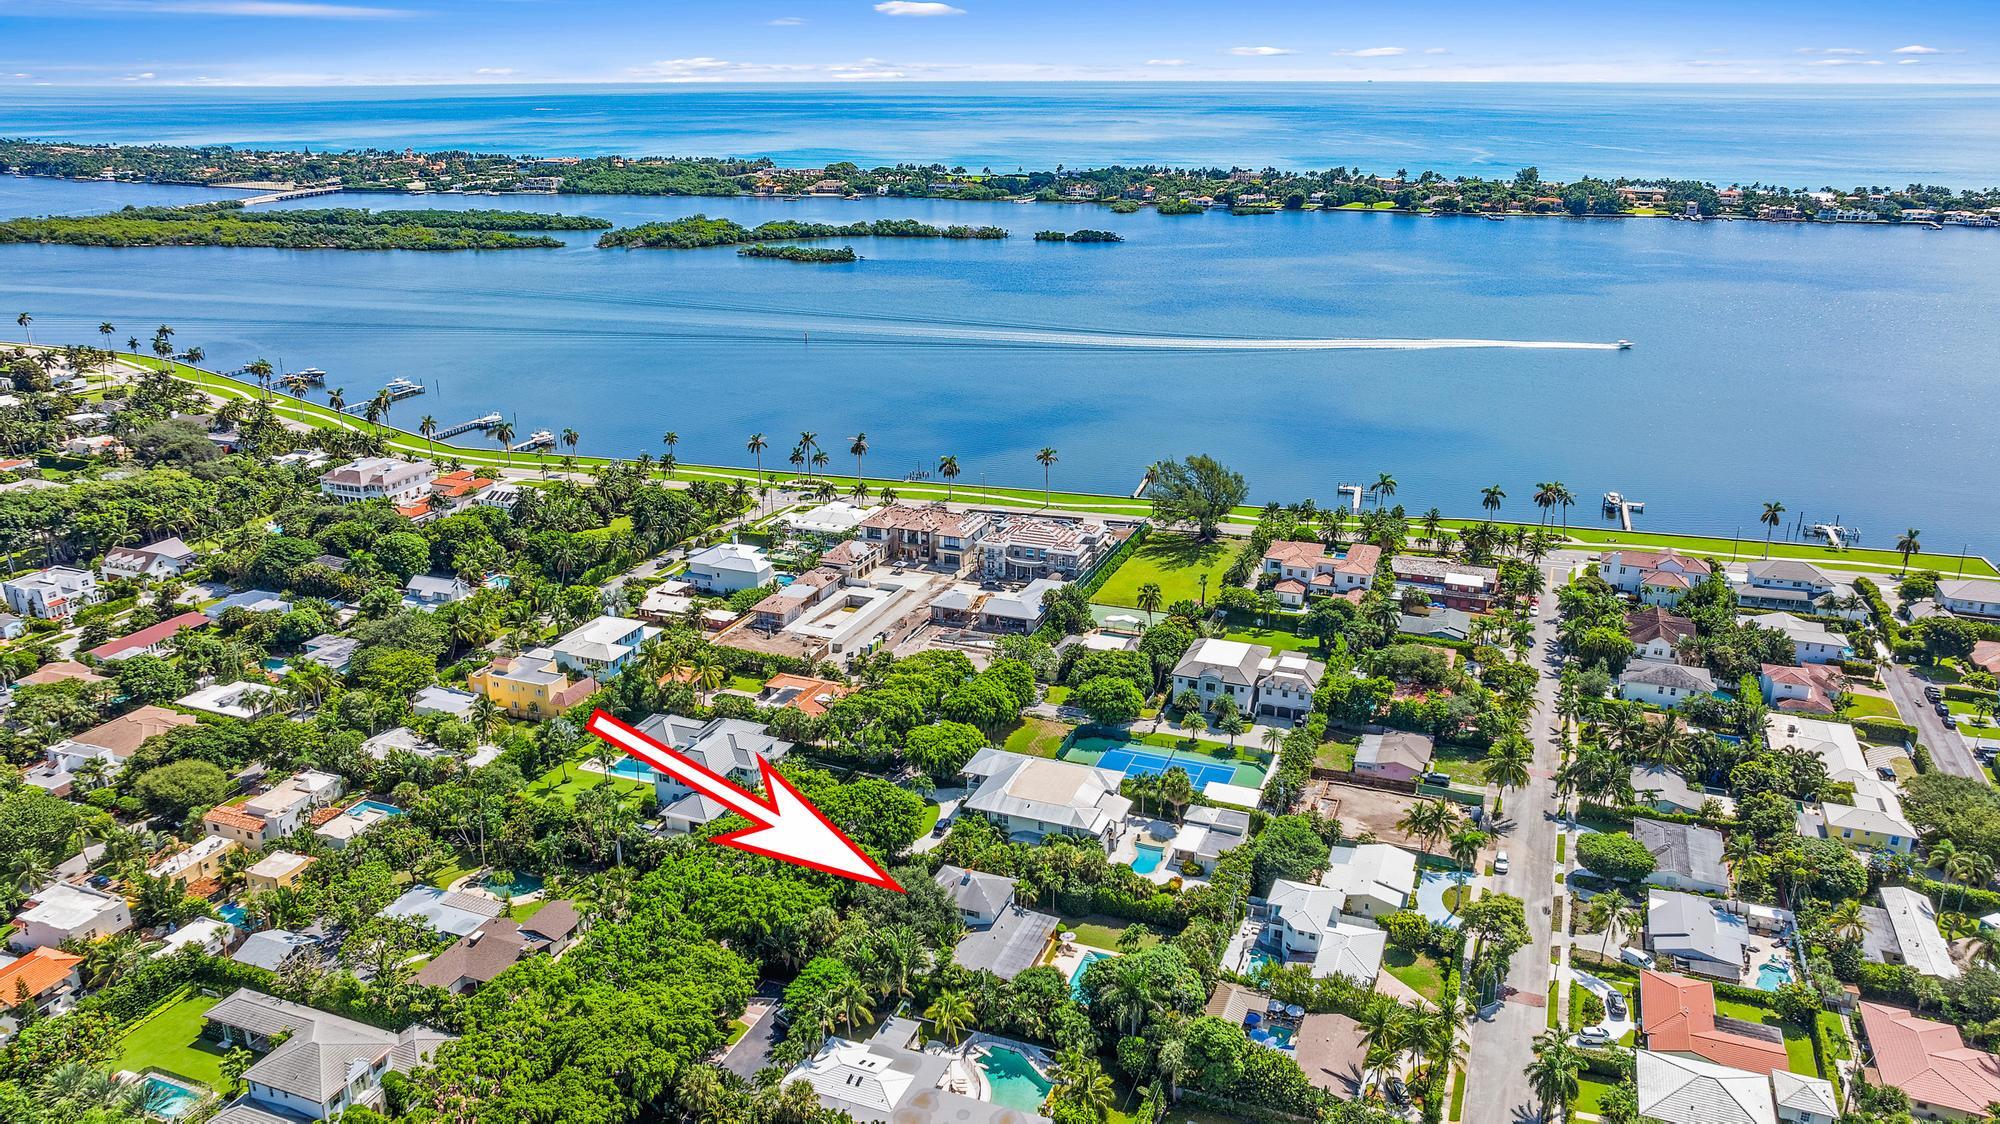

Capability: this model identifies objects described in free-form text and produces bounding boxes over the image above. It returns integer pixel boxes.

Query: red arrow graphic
[586,709,903,892]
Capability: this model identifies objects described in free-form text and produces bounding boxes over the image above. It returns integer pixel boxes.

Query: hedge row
[1075,522,1150,602]
[1903,873,2000,914]
[1852,716,1917,744]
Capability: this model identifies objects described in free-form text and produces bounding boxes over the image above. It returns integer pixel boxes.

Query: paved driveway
[721,998,783,1080]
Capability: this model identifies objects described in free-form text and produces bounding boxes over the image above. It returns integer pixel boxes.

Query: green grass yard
[1712,997,1818,1075]
[1383,948,1446,1004]
[116,991,226,1089]
[1428,743,1492,786]
[1055,913,1159,951]
[1093,534,1235,609]
[1572,1074,1619,1115]
[1840,694,1902,721]
[1220,625,1323,653]
[1316,732,1361,770]
[527,760,653,805]
[1001,716,1071,758]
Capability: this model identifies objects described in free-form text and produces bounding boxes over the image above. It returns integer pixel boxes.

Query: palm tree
[1484,737,1533,816]
[938,454,960,500]
[1481,485,1505,515]
[1448,828,1487,875]
[1591,896,1640,960]
[1372,472,1398,506]
[1759,501,1786,559]
[797,431,818,480]
[1551,481,1576,531]
[1896,528,1923,574]
[418,414,438,461]
[1825,898,1870,944]
[826,975,876,1033]
[97,322,114,353]
[1036,446,1059,507]
[1049,1050,1114,1122]
[1523,1029,1583,1120]
[560,427,579,460]
[1136,580,1163,623]
[1357,998,1411,1084]
[14,313,30,344]
[849,431,868,484]
[746,432,768,500]
[1949,851,1996,913]
[925,989,974,1045]
[327,387,346,414]
[493,421,515,469]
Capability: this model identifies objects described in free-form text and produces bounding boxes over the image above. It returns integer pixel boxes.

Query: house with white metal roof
[1636,1050,1778,1124]
[958,747,1131,846]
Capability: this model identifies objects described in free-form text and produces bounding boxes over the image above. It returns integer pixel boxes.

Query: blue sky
[0,0,1993,86]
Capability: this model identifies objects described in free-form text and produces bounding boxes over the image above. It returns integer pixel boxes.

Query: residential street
[1462,554,1575,1124]
[1880,661,1986,780]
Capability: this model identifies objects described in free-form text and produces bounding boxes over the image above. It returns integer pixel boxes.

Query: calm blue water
[3,85,1999,553]
[1131,843,1166,875]
[976,1047,1053,1113]
[606,757,660,782]
[1069,949,1112,999]
[1754,958,1793,991]
[5,84,2000,184]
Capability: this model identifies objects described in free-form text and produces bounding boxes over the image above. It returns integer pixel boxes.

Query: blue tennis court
[1095,747,1239,790]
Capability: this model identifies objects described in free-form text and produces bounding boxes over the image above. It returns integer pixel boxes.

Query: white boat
[1616,340,1633,349]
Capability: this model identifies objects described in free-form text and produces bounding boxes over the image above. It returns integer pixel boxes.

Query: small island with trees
[0,201,610,250]
[597,214,1008,249]
[737,244,859,263]
[1033,229,1124,243]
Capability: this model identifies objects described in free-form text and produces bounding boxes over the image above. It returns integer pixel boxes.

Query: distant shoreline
[4,139,1996,231]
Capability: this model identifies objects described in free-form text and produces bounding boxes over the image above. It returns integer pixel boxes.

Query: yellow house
[147,836,239,890]
[467,651,597,720]
[243,850,315,894]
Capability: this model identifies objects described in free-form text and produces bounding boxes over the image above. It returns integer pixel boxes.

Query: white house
[1318,843,1418,920]
[204,770,345,850]
[10,882,132,952]
[932,865,1018,927]
[1599,550,1714,603]
[1628,608,1697,663]
[318,457,436,505]
[1742,613,1850,664]
[403,573,472,609]
[1170,638,1327,724]
[959,747,1131,846]
[1767,715,1916,854]
[1,566,99,620]
[176,680,282,719]
[100,536,197,582]
[684,542,776,594]
[1876,886,1958,980]
[204,989,451,1121]
[1264,879,1388,984]
[1937,578,2000,620]
[1731,560,1861,618]
[551,615,659,678]
[784,500,880,537]
[636,714,794,834]
[1619,660,1716,707]
[1636,1050,1778,1124]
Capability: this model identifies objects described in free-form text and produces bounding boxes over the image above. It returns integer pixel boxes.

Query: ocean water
[4,172,1993,554]
[5,83,2000,185]
[1,83,1997,554]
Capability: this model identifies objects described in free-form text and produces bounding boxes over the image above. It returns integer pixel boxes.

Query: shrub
[1576,831,1657,882]
[1852,716,1917,744]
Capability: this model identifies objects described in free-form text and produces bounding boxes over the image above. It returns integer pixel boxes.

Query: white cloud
[1808,58,1857,65]
[1892,45,1940,54]
[1797,47,1867,55]
[767,16,804,25]
[1423,47,1448,55]
[1227,46,1292,56]
[873,1,962,15]
[474,67,514,75]
[121,71,156,79]
[1145,58,1189,66]
[1898,58,1922,65]
[1335,46,1405,57]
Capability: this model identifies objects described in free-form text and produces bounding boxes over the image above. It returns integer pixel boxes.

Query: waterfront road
[1881,662,1986,781]
[1462,553,1575,1124]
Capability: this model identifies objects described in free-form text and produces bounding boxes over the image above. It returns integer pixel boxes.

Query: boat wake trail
[800,323,1623,351]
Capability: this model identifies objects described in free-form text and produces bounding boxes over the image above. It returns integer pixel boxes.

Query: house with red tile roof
[1261,540,1380,607]
[1858,1000,2000,1119]
[0,946,84,1015]
[85,610,210,661]
[1758,663,1844,715]
[1600,550,1714,608]
[1640,970,1792,1075]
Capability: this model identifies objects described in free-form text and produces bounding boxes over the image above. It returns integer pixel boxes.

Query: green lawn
[1043,685,1072,706]
[1055,913,1158,951]
[1841,694,1901,721]
[726,1018,751,1047]
[1093,534,1236,609]
[1383,948,1446,1003]
[1429,743,1491,786]
[1221,625,1322,653]
[1713,997,1818,1075]
[116,992,226,1089]
[1317,733,1360,771]
[527,760,653,805]
[427,851,483,890]
[918,803,942,836]
[1001,717,1071,758]
[1573,1074,1619,1115]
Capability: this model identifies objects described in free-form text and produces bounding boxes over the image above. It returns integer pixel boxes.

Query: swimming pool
[1081,741,1246,790]
[1069,950,1112,999]
[1247,1023,1296,1050]
[347,799,403,818]
[139,1073,203,1118]
[1131,843,1166,875]
[1245,947,1280,974]
[216,903,247,927]
[1753,958,1793,991]
[480,870,544,897]
[977,1047,1053,1113]
[606,756,660,782]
